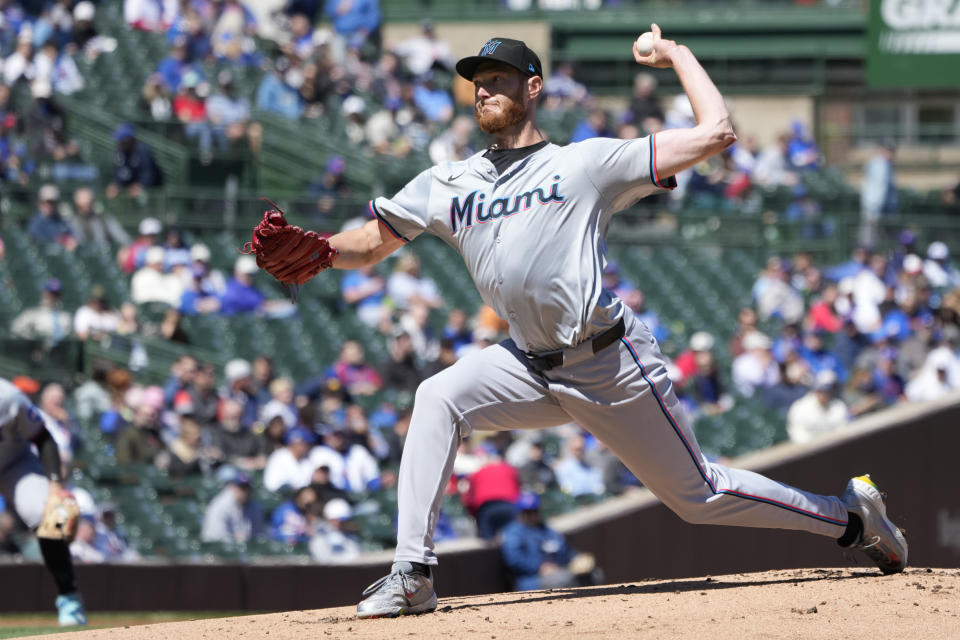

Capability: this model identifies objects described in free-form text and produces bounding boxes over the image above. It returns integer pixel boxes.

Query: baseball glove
[241,199,339,300]
[36,489,80,542]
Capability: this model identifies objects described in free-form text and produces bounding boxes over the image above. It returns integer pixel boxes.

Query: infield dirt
[37,567,960,640]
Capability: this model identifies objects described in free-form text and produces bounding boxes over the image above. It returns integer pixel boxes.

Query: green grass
[0,612,249,639]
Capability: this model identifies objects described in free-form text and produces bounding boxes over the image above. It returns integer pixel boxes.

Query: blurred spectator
[73,363,113,423]
[118,217,162,274]
[220,255,264,315]
[66,187,130,248]
[115,400,164,465]
[187,362,220,427]
[260,377,298,431]
[923,241,960,290]
[221,358,260,429]
[163,413,209,476]
[310,465,351,506]
[569,107,612,143]
[905,348,959,402]
[462,446,521,540]
[871,351,905,406]
[393,19,452,78]
[141,73,173,121]
[752,133,794,188]
[34,39,83,95]
[327,340,382,396]
[732,331,780,397]
[554,433,604,497]
[69,516,105,563]
[753,257,804,325]
[39,382,77,462]
[324,0,381,52]
[543,61,588,108]
[207,70,262,155]
[684,341,733,415]
[163,354,197,408]
[786,370,848,444]
[518,439,557,494]
[252,356,276,406]
[428,115,476,165]
[797,329,846,382]
[210,397,267,471]
[341,263,386,327]
[307,155,351,219]
[309,498,360,563]
[805,284,843,333]
[672,331,714,385]
[728,307,759,358]
[256,56,304,119]
[843,368,884,419]
[73,286,119,341]
[786,120,819,170]
[131,246,184,306]
[398,302,438,362]
[124,0,169,31]
[201,472,265,543]
[106,124,164,199]
[173,71,214,158]
[627,72,663,132]
[500,492,593,591]
[309,425,379,492]
[156,36,193,92]
[93,502,139,562]
[381,330,421,395]
[11,277,72,344]
[387,253,441,311]
[412,72,453,124]
[210,0,258,61]
[859,140,898,247]
[28,184,76,249]
[3,33,34,85]
[264,427,317,492]
[271,485,317,544]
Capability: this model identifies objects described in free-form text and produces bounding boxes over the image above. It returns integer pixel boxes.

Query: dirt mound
[40,568,960,640]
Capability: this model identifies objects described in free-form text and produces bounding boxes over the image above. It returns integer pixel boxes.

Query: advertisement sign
[867,0,960,87]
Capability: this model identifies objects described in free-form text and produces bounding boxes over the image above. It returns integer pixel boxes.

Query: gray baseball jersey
[366,134,850,570]
[0,378,46,470]
[370,135,675,353]
[0,377,51,528]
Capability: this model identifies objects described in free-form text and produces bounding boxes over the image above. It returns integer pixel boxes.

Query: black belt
[524,317,625,372]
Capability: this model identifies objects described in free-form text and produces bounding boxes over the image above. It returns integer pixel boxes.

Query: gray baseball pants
[393,309,849,565]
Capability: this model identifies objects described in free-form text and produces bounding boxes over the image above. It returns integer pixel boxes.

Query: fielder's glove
[36,488,80,543]
[241,199,339,301]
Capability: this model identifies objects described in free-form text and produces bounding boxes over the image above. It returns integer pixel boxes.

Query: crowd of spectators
[667,237,960,445]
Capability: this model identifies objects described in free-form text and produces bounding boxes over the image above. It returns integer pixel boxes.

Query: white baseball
[635,32,654,55]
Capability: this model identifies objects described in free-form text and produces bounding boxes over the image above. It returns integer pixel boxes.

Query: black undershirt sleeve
[33,428,63,482]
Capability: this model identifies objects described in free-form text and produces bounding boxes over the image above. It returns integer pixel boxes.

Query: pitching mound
[41,568,959,640]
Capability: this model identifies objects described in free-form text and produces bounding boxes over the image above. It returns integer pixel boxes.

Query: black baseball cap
[456,37,543,81]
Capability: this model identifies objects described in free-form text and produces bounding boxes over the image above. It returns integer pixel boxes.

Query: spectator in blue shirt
[28,184,76,249]
[256,57,304,120]
[207,70,262,154]
[157,36,194,93]
[412,74,453,124]
[500,492,578,591]
[569,108,612,143]
[324,0,381,49]
[340,263,386,327]
[271,486,318,544]
[220,255,264,315]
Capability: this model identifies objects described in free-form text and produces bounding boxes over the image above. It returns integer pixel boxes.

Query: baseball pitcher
[246,26,907,618]
[0,377,86,625]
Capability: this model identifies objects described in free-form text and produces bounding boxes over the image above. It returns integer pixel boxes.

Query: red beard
[475,93,527,134]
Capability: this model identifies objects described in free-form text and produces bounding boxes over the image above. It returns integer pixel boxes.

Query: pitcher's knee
[663,493,725,525]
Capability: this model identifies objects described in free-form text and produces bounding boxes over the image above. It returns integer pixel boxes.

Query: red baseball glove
[241,200,338,299]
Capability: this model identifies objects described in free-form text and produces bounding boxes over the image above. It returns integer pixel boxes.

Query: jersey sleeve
[369,168,434,243]
[576,134,677,212]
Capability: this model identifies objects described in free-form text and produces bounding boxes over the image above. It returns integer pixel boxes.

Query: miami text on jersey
[449,175,565,234]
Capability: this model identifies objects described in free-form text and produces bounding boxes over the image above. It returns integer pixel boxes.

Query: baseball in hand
[635,32,654,55]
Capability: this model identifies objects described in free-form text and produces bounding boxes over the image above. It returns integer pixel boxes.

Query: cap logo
[480,39,503,56]
[528,63,536,73]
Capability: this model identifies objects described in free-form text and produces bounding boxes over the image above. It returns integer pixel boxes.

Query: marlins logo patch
[480,40,502,56]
